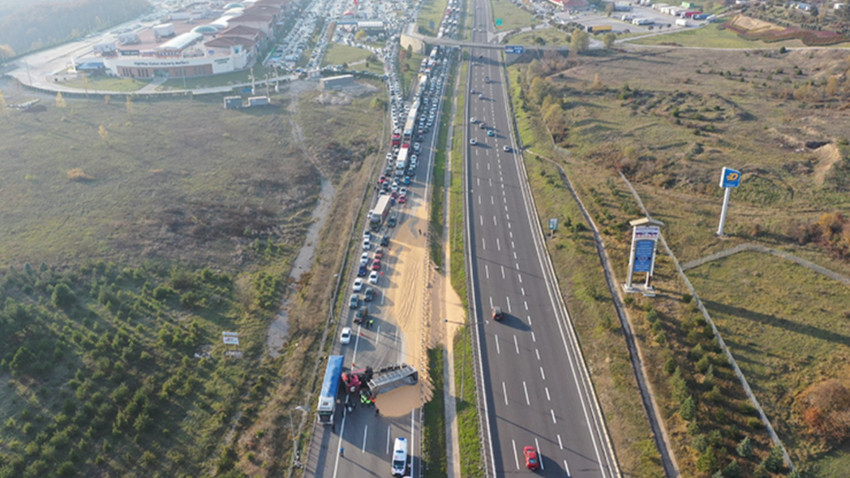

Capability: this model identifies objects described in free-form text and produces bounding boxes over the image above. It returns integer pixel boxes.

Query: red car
[523,446,540,471]
[374,248,384,260]
[398,195,407,204]
[371,259,382,271]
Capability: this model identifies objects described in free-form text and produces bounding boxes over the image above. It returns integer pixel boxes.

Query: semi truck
[370,195,392,228]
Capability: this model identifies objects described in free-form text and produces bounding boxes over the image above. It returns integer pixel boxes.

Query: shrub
[680,396,696,421]
[736,436,752,458]
[747,416,765,429]
[697,445,718,473]
[692,433,709,452]
[762,445,785,473]
[664,357,676,375]
[722,459,741,478]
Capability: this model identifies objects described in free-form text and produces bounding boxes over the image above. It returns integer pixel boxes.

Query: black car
[358,265,368,277]
[364,287,375,302]
[381,235,390,246]
[388,216,397,227]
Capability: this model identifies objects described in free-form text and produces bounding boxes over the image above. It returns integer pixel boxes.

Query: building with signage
[96,0,288,79]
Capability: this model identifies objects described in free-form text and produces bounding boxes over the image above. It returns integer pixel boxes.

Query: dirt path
[681,242,850,286]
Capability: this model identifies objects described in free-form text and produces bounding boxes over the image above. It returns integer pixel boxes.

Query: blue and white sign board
[505,45,524,54]
[549,218,558,230]
[633,240,655,273]
[719,167,741,188]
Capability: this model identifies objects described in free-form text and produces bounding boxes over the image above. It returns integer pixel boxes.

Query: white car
[363,239,371,250]
[340,327,352,345]
[353,278,364,292]
[369,270,379,284]
[360,252,370,266]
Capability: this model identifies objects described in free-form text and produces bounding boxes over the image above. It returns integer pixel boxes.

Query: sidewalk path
[681,243,850,286]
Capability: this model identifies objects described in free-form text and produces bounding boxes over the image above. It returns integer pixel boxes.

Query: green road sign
[496,18,502,26]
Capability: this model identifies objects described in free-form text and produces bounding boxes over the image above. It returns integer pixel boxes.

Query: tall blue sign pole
[717,167,741,236]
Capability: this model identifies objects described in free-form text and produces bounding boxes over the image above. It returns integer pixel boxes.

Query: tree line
[0,0,149,59]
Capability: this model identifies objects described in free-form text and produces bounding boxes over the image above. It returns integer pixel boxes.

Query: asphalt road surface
[304,55,453,478]
[464,1,619,476]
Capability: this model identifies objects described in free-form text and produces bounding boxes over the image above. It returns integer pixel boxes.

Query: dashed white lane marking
[485,264,489,279]
[506,296,512,312]
[362,426,368,452]
[540,367,546,381]
[524,301,528,311]
[512,439,519,470]
[502,381,509,406]
[557,434,563,450]
[550,409,557,425]
[479,215,483,226]
[496,238,501,251]
[501,265,505,279]
[521,287,525,296]
[495,334,500,354]
[535,437,545,471]
[545,387,551,401]
[514,335,520,354]
[523,381,530,405]
[493,215,497,226]
[518,273,522,283]
[531,332,536,344]
[481,237,485,250]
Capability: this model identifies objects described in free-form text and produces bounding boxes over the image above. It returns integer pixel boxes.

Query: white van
[391,437,407,477]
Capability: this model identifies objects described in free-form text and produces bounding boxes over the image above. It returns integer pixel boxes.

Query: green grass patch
[454,326,484,478]
[490,0,537,32]
[429,50,461,268]
[449,57,468,307]
[422,348,448,478]
[628,22,807,48]
[689,251,850,476]
[59,75,145,93]
[417,0,449,36]
[322,43,373,67]
[399,50,425,96]
[507,28,571,46]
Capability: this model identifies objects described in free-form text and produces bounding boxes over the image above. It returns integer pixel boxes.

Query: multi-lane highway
[463,1,619,476]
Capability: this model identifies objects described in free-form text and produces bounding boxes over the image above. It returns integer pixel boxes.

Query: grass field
[59,75,145,92]
[507,28,571,46]
[627,22,807,48]
[322,43,372,67]
[508,43,850,475]
[490,0,537,32]
[689,251,850,476]
[454,326,485,478]
[417,0,449,36]
[422,348,448,477]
